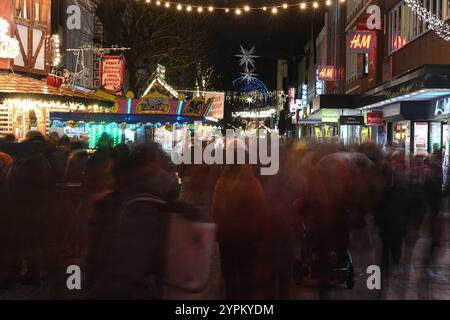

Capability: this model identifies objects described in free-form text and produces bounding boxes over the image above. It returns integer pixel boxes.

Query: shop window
[393,121,410,154]
[414,122,428,156]
[429,122,442,153]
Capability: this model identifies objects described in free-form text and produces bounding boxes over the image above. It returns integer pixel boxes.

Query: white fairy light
[405,0,450,41]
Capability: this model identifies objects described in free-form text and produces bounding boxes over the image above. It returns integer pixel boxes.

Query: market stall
[0,73,112,140]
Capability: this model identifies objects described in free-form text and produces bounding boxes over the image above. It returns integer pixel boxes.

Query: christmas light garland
[405,0,450,41]
[139,0,346,15]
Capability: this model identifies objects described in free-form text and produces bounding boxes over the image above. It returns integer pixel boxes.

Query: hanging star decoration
[239,65,258,82]
[234,45,262,83]
[235,46,260,68]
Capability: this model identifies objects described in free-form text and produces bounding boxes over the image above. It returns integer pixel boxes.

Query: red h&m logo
[348,31,376,53]
[318,66,336,81]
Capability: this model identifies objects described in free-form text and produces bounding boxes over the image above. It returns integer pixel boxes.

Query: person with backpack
[85,143,216,299]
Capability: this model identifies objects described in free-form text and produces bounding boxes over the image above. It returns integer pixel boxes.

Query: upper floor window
[34,0,48,25]
[15,0,29,20]
[388,0,450,54]
[15,0,47,25]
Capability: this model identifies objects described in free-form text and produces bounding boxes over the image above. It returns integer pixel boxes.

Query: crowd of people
[0,130,448,299]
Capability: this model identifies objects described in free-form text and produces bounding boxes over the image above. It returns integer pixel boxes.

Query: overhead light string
[140,0,346,15]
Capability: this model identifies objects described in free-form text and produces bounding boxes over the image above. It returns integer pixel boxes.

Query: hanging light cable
[142,0,345,15]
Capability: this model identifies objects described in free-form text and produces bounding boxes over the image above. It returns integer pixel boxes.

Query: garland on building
[405,0,450,41]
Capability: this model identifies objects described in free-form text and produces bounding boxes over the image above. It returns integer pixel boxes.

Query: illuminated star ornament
[235,46,260,68]
[233,46,268,93]
[239,66,258,82]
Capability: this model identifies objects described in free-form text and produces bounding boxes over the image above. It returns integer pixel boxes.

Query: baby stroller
[293,212,355,289]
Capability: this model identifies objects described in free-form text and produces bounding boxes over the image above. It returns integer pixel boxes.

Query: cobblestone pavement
[1,213,449,300]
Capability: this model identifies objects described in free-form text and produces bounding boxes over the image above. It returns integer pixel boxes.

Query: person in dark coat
[7,132,57,284]
[85,143,182,299]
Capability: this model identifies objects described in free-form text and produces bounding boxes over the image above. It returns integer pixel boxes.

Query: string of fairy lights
[405,0,450,41]
[138,0,346,15]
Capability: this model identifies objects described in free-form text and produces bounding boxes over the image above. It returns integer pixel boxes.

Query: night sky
[203,1,326,91]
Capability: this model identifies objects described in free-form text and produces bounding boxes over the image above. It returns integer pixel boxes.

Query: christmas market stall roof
[0,73,113,107]
[141,65,179,99]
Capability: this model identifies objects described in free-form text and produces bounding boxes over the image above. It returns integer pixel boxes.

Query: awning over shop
[307,65,450,112]
[358,64,450,109]
[49,112,215,125]
[0,73,113,107]
[311,94,356,112]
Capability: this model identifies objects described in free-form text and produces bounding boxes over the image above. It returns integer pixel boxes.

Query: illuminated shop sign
[100,55,126,94]
[301,83,308,106]
[347,31,376,53]
[340,116,364,126]
[366,112,386,126]
[318,66,336,81]
[233,109,276,119]
[322,110,339,123]
[0,18,20,59]
[435,97,450,116]
[316,69,324,96]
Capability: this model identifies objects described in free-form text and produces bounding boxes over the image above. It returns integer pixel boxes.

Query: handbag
[116,194,217,300]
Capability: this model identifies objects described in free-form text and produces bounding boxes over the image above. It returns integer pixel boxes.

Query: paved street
[1,212,448,300]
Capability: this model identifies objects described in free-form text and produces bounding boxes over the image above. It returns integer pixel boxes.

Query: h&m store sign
[435,97,450,117]
[347,5,381,53]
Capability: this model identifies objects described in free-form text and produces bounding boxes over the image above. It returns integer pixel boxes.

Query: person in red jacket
[212,159,268,300]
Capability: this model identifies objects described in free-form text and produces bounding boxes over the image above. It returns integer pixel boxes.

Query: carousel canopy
[49,112,214,125]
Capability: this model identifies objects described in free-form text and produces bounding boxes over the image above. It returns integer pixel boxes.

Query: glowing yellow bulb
[272,7,278,14]
[300,3,307,10]
[164,2,170,8]
[208,6,214,12]
[186,5,192,12]
[197,6,203,13]
[244,5,250,12]
[156,0,161,6]
[225,8,229,13]
[313,2,319,8]
[263,6,267,11]
[177,4,182,10]
[282,3,288,9]
[235,8,242,15]
[326,0,332,5]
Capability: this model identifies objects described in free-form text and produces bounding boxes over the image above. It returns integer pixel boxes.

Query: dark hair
[70,140,87,151]
[59,135,71,146]
[114,143,163,186]
[25,131,45,142]
[1,133,16,142]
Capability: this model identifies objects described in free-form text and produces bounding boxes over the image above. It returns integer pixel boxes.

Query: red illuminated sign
[348,31,376,53]
[100,55,126,94]
[318,66,336,81]
[367,113,386,126]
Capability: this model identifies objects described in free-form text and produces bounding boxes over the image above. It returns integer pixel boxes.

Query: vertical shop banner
[288,87,297,112]
[100,55,126,94]
[204,92,225,120]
